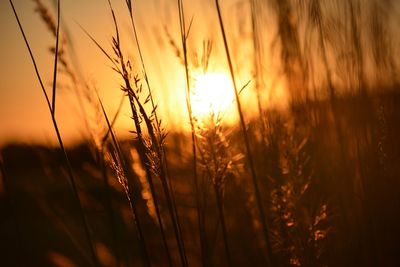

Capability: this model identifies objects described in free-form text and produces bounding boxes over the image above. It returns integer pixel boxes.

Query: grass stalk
[312,0,335,99]
[122,94,174,267]
[135,144,174,267]
[214,186,232,267]
[213,1,273,265]
[50,0,60,115]
[108,3,177,265]
[348,1,366,95]
[98,148,121,267]
[250,0,266,123]
[125,2,187,265]
[195,113,234,267]
[178,1,207,266]
[9,1,99,266]
[131,85,188,266]
[125,0,159,132]
[87,2,180,265]
[97,95,152,267]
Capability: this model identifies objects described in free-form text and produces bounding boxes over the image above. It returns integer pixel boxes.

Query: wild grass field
[1,0,400,266]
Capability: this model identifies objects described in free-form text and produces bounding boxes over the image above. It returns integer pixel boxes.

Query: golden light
[191,72,235,119]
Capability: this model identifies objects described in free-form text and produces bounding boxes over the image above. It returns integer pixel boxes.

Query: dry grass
[3,0,400,266]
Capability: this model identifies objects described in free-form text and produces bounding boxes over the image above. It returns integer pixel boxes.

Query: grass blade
[9,1,99,266]
[51,0,61,115]
[213,1,274,265]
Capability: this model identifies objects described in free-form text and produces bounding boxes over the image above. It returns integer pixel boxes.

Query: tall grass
[98,94,151,267]
[177,1,205,267]
[82,1,193,266]
[213,1,274,265]
[4,0,400,266]
[8,1,99,266]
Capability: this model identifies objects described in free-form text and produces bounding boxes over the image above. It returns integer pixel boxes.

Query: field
[1,0,400,266]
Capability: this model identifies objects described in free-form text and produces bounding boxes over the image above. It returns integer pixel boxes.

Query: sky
[0,0,125,146]
[2,0,399,147]
[0,0,264,147]
[0,0,184,146]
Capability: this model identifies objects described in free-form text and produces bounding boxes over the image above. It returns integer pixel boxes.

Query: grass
[8,0,99,266]
[2,0,400,266]
[214,2,274,265]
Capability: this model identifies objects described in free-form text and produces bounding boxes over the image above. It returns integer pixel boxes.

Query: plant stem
[98,97,151,267]
[51,0,60,115]
[213,1,273,265]
[98,149,121,267]
[9,1,99,265]
[214,187,232,267]
[178,1,207,266]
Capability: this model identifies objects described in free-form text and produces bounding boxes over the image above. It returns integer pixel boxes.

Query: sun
[191,72,235,119]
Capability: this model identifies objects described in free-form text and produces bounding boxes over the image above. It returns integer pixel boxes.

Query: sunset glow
[191,72,235,119]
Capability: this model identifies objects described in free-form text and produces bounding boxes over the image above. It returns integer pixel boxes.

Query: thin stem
[214,187,232,267]
[97,95,151,267]
[107,5,180,266]
[122,93,174,267]
[178,1,206,267]
[9,1,99,266]
[313,0,335,99]
[9,0,51,113]
[123,2,190,266]
[250,0,265,121]
[125,0,160,133]
[137,148,174,267]
[51,0,60,115]
[213,1,273,266]
[98,149,121,267]
[125,3,188,264]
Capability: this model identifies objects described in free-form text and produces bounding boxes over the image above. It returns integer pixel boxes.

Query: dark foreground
[1,91,400,267]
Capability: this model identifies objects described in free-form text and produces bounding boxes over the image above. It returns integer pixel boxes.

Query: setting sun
[191,72,235,119]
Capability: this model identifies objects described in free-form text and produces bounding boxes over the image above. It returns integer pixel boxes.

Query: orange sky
[1,0,268,147]
[0,0,124,146]
[2,0,399,147]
